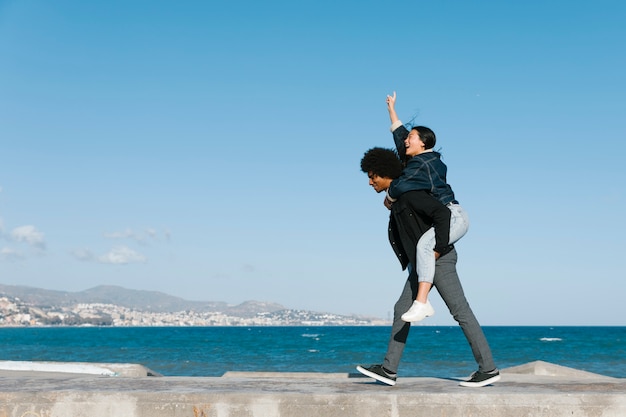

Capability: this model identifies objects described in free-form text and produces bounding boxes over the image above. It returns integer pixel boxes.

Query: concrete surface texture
[0,360,624,417]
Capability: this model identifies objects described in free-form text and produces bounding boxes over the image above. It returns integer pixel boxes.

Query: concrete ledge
[0,361,624,417]
[222,371,351,379]
[504,360,616,379]
[0,360,161,377]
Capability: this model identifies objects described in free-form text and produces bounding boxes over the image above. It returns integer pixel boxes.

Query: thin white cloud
[0,190,46,260]
[11,225,46,249]
[97,246,146,265]
[103,228,168,245]
[71,226,167,265]
[104,228,143,241]
[0,247,23,261]
[71,246,147,264]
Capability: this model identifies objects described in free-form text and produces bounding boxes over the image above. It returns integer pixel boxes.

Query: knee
[450,300,472,323]
[394,299,410,318]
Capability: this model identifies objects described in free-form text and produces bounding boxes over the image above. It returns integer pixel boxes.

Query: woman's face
[405,129,426,157]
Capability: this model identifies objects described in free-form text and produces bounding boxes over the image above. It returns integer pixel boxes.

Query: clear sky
[1,0,625,326]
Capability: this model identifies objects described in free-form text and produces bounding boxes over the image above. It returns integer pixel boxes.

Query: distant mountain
[0,284,286,316]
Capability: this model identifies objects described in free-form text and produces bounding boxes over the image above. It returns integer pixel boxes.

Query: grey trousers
[382,248,496,374]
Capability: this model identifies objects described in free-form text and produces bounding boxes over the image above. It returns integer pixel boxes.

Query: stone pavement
[0,360,624,417]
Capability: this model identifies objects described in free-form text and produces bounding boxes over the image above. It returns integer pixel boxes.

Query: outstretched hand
[386,91,396,111]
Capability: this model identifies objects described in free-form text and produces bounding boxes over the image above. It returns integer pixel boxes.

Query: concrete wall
[0,361,624,417]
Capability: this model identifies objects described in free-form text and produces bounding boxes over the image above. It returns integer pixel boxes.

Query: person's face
[368,172,392,193]
[405,129,426,157]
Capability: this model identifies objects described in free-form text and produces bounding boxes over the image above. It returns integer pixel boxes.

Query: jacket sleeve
[405,191,453,256]
[387,157,432,199]
[430,204,453,257]
[392,123,409,161]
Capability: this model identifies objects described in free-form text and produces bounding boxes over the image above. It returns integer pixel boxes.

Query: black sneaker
[459,369,501,387]
[356,364,397,386]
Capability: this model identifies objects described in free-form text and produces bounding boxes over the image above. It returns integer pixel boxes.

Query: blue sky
[1,0,624,325]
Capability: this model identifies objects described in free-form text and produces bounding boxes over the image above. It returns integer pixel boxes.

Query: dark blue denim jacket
[388,124,458,206]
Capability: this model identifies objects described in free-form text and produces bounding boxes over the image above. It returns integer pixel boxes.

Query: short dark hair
[360,147,403,179]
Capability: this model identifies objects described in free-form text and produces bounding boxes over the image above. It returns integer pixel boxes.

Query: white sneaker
[401,300,435,322]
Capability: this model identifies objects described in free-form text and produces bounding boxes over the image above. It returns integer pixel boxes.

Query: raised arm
[387,91,400,125]
[386,92,409,160]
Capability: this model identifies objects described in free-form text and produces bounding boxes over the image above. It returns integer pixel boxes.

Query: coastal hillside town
[0,294,388,327]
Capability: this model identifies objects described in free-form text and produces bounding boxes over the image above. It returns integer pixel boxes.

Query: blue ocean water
[0,326,624,378]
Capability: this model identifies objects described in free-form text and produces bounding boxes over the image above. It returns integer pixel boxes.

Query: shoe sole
[356,366,396,386]
[459,374,501,387]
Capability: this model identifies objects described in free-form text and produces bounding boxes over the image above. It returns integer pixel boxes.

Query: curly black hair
[360,147,403,179]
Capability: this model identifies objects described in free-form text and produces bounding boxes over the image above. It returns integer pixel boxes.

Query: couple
[356,92,500,388]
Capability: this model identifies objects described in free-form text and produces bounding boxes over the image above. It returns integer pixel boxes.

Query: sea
[0,326,624,378]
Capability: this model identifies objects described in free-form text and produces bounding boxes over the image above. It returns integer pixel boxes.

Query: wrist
[390,120,403,132]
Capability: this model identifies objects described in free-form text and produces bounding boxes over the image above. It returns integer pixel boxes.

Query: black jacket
[388,190,454,270]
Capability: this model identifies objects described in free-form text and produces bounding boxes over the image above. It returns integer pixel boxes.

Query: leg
[416,281,431,303]
[415,227,436,286]
[413,204,470,289]
[448,204,469,243]
[382,268,417,373]
[432,248,496,373]
[403,206,470,323]
[401,231,436,322]
[357,269,416,385]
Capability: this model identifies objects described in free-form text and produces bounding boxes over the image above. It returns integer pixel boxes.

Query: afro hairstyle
[360,147,403,179]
